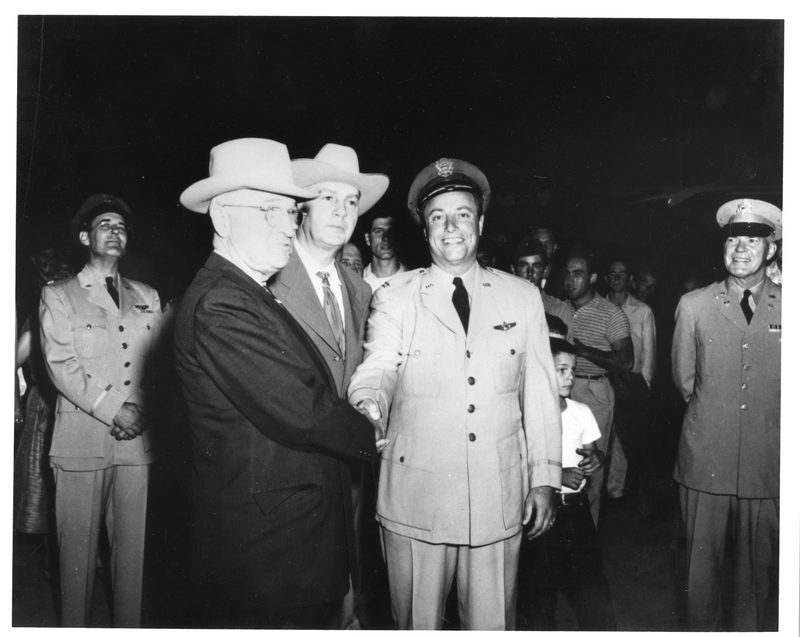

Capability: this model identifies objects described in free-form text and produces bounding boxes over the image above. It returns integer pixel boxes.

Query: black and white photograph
[10,8,795,632]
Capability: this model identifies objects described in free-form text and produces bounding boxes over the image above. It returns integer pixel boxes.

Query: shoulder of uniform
[121,277,157,295]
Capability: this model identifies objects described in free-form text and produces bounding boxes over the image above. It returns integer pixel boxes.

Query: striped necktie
[317,271,345,355]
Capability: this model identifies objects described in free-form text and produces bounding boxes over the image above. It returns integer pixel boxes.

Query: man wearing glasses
[40,194,162,627]
[175,139,380,628]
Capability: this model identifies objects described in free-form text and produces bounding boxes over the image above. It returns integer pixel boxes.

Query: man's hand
[576,448,604,475]
[522,485,557,540]
[561,467,585,491]
[111,402,148,439]
[356,398,388,453]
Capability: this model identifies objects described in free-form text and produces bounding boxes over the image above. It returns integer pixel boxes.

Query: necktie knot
[317,271,331,287]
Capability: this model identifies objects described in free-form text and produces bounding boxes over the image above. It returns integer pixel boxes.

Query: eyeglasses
[219,204,302,227]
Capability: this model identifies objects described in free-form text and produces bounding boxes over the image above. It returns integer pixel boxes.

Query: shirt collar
[726,275,767,305]
[429,261,479,299]
[294,238,341,286]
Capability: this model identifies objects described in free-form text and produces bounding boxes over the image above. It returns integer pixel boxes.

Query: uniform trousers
[53,464,149,627]
[680,485,779,631]
[381,526,521,630]
[517,490,616,630]
[570,377,614,526]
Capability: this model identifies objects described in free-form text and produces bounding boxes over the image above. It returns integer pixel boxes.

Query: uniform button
[467,404,475,413]
[743,364,750,371]
[708,338,713,343]
[146,325,151,330]
[414,350,420,356]
[510,349,515,355]
[469,433,476,442]
[741,404,748,411]
[742,383,748,390]
[333,355,341,362]
[399,456,405,463]
[122,343,128,349]
[87,324,92,329]
[468,377,475,385]
[466,350,471,358]
[742,343,750,349]
[119,326,124,332]
[124,380,131,386]
[124,362,130,368]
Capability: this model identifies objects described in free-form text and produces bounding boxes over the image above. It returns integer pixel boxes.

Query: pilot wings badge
[493,322,517,331]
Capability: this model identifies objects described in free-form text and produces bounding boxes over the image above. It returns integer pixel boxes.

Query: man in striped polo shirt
[563,253,633,526]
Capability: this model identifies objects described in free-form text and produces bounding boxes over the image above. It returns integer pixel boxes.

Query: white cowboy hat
[180,138,316,213]
[291,143,389,215]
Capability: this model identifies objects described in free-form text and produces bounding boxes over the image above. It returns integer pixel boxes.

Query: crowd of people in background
[14,138,782,631]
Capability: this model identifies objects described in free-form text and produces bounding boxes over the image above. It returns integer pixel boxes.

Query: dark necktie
[317,271,345,354]
[106,277,119,308]
[452,277,470,334]
[741,289,753,324]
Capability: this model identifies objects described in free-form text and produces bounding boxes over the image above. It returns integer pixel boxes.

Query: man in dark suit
[672,198,781,631]
[174,138,380,628]
[269,142,389,628]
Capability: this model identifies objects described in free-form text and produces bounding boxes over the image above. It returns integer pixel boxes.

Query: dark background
[16,16,783,313]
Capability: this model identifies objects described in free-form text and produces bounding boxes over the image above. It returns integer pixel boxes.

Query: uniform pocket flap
[385,432,437,472]
[497,429,525,471]
[251,483,322,516]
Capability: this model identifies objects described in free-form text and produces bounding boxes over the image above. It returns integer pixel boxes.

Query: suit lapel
[118,278,145,319]
[79,267,119,315]
[747,279,781,335]
[466,268,504,349]
[712,282,747,333]
[271,251,341,355]
[420,269,467,339]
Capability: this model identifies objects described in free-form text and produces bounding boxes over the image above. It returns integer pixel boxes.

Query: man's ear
[209,204,231,238]
[364,232,371,247]
[590,273,598,285]
[767,241,778,261]
[78,231,90,247]
[478,215,485,236]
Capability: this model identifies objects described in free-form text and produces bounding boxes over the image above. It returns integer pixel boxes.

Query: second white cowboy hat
[180,138,317,213]
[291,144,389,215]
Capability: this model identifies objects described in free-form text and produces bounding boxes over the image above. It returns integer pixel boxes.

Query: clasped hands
[110,402,148,441]
[355,398,389,453]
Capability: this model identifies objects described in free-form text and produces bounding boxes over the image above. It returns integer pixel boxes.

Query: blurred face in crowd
[80,212,128,261]
[723,234,776,287]
[298,181,360,253]
[606,261,630,295]
[514,254,546,288]
[564,257,596,302]
[632,272,658,303]
[423,191,483,275]
[366,216,397,261]
[210,189,300,279]
[533,228,557,259]
[338,242,365,276]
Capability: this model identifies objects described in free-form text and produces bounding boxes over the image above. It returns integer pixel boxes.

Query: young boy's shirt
[561,397,601,493]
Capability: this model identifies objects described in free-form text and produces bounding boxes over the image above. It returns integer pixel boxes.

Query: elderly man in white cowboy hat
[672,198,781,630]
[174,138,380,628]
[348,157,561,630]
[268,142,389,627]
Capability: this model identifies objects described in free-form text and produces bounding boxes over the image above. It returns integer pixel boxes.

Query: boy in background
[517,316,616,630]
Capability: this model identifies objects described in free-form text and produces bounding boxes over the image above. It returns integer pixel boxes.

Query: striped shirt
[572,293,631,375]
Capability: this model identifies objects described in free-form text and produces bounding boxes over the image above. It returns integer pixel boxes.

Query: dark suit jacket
[173,253,377,613]
[269,249,372,398]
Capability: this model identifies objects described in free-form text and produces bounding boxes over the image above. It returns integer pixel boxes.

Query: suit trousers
[53,464,149,627]
[380,526,521,630]
[570,377,614,527]
[679,486,779,631]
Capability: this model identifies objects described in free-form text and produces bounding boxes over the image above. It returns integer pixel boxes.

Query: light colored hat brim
[291,160,389,215]
[180,171,316,214]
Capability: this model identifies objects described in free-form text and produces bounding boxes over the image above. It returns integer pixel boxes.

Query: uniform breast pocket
[489,344,525,394]
[401,344,444,397]
[70,315,109,359]
[129,321,156,358]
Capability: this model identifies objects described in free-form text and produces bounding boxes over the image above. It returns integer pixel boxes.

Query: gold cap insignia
[734,199,752,215]
[434,158,454,177]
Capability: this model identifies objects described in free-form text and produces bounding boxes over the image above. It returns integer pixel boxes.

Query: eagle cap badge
[734,199,752,215]
[434,158,454,177]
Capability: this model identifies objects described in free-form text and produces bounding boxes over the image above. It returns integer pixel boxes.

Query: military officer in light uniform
[672,198,781,631]
[348,158,562,630]
[40,194,162,627]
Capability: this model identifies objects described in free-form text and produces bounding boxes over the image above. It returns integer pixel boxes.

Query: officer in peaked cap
[349,157,561,629]
[39,192,161,627]
[71,193,133,242]
[407,157,491,226]
[672,197,781,630]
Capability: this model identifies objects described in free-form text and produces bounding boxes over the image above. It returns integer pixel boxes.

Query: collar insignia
[493,321,517,331]
[434,158,454,177]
